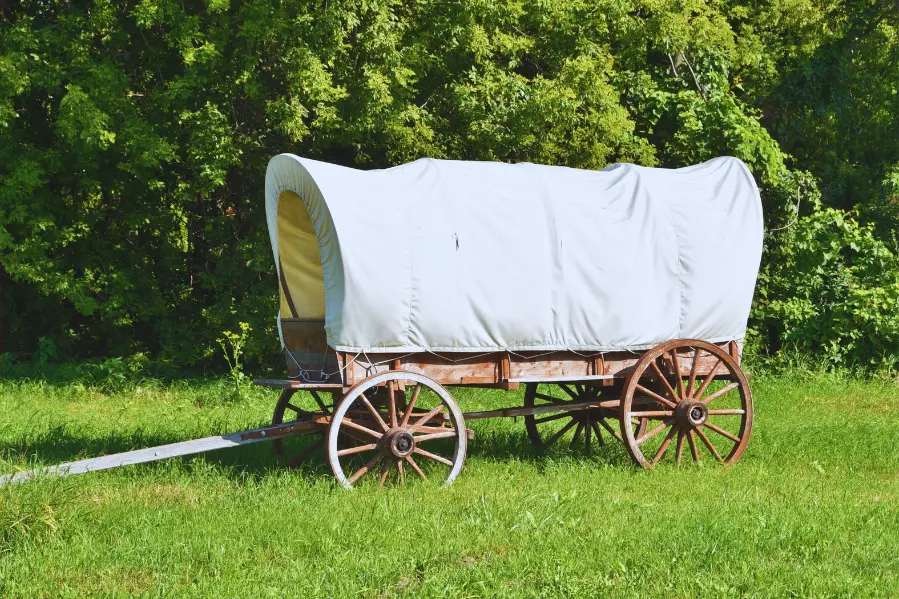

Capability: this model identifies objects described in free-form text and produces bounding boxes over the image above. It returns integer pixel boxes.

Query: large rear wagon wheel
[327,372,467,490]
[620,339,753,469]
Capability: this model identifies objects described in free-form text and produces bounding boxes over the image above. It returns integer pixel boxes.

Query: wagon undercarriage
[262,338,753,488]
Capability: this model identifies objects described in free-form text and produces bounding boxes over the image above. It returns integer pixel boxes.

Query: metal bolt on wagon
[3,155,762,489]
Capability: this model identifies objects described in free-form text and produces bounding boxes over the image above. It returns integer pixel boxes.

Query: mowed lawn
[0,372,897,598]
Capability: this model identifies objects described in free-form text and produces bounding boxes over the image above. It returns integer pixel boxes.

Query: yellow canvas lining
[277,190,325,319]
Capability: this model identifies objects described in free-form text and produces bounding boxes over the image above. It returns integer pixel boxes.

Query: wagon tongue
[0,415,328,486]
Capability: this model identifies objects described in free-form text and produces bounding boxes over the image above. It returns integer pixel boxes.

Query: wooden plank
[253,379,345,390]
[729,340,741,363]
[507,374,616,383]
[334,343,736,388]
[343,352,354,386]
[280,318,338,378]
[459,376,501,384]
[510,352,593,380]
[348,352,501,386]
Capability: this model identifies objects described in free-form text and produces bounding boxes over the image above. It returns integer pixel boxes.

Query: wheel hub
[676,399,708,428]
[383,429,416,458]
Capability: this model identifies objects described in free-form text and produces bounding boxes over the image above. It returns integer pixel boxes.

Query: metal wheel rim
[620,339,753,469]
[327,371,467,489]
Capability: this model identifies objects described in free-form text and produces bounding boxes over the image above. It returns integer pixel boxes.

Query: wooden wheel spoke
[671,350,686,398]
[694,427,723,462]
[650,359,680,402]
[405,455,426,480]
[570,421,585,449]
[339,429,371,446]
[397,459,405,485]
[707,409,745,415]
[651,426,678,466]
[636,422,668,446]
[399,385,421,428]
[675,428,686,465]
[347,454,382,485]
[413,430,457,443]
[687,429,700,462]
[629,410,673,418]
[310,391,330,414]
[598,416,623,442]
[701,382,741,405]
[387,382,398,428]
[693,357,722,400]
[687,348,700,398]
[591,420,605,446]
[378,460,391,491]
[635,384,678,409]
[703,421,740,442]
[533,412,571,425]
[342,419,384,439]
[558,385,579,400]
[544,418,578,448]
[409,404,445,433]
[413,446,454,467]
[336,443,377,457]
[359,392,390,432]
[287,436,325,467]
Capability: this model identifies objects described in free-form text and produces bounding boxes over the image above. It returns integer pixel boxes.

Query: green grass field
[0,372,897,598]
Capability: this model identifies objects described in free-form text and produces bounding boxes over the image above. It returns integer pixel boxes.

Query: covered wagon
[259,154,762,488]
[2,154,762,489]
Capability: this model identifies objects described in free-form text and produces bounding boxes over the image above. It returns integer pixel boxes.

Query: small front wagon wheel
[523,382,647,453]
[272,388,332,467]
[620,339,753,468]
[327,371,467,489]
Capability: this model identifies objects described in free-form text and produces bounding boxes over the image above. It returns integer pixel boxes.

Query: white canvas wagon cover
[265,154,763,353]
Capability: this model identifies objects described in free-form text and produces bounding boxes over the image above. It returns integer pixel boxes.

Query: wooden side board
[281,318,340,380]
[337,341,739,388]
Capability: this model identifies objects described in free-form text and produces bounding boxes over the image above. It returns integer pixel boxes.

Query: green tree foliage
[0,0,896,369]
[727,0,899,219]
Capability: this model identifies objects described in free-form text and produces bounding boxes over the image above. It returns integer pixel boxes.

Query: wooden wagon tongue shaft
[0,415,330,487]
[0,409,470,486]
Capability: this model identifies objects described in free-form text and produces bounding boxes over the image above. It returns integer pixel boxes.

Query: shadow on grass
[0,420,636,485]
[468,426,636,470]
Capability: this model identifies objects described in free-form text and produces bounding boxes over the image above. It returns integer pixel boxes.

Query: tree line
[1,0,898,371]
